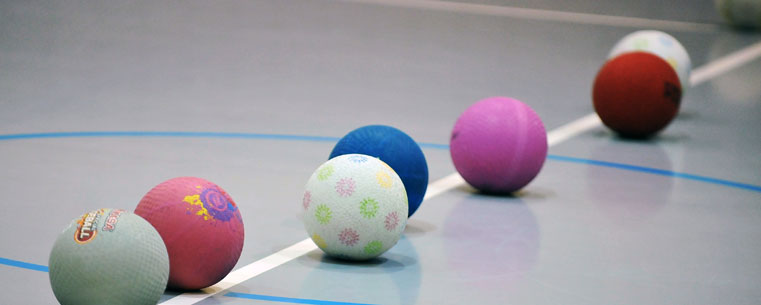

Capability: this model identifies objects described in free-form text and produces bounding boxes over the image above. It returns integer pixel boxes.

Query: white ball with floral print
[302,154,408,260]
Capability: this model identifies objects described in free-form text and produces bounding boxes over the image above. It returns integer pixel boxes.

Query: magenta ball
[134,177,244,290]
[450,97,548,194]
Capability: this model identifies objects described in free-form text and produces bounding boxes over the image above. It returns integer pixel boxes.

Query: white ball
[608,30,691,92]
[301,154,408,260]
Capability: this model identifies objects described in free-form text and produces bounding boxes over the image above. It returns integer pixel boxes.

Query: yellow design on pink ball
[183,194,212,221]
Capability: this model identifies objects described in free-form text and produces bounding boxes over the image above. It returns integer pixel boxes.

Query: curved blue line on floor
[546,155,761,193]
[1,132,759,302]
[0,131,449,149]
[224,292,375,305]
[0,131,343,143]
[0,131,759,193]
[0,257,48,272]
[0,256,372,304]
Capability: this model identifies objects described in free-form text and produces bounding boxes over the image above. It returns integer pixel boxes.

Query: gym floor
[1,0,760,304]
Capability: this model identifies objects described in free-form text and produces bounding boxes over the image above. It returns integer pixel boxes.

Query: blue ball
[330,125,429,217]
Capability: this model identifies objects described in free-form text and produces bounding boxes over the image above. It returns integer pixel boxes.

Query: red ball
[134,177,244,290]
[592,51,682,138]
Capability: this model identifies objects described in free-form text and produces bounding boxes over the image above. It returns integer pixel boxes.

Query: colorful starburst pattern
[335,177,356,197]
[183,194,212,221]
[658,34,673,46]
[338,228,359,246]
[385,211,399,231]
[359,198,379,218]
[364,240,383,255]
[348,155,368,163]
[315,204,332,225]
[312,233,327,249]
[633,38,649,50]
[317,164,334,181]
[376,171,393,189]
[302,191,311,210]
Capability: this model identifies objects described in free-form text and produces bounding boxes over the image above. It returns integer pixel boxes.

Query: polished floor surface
[1,0,760,304]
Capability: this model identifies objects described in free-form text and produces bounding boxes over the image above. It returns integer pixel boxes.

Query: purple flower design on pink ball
[335,178,356,197]
[302,191,311,210]
[339,228,360,246]
[200,188,237,221]
[385,211,400,231]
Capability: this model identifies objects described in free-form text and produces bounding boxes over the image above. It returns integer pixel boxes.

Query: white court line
[546,113,602,146]
[690,40,761,86]
[337,0,720,33]
[159,39,761,305]
[423,172,465,200]
[159,240,317,305]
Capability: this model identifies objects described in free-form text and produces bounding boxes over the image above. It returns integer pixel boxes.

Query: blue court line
[0,255,372,305]
[0,131,450,151]
[547,155,761,193]
[0,131,759,193]
[0,257,49,272]
[417,142,450,150]
[0,131,342,143]
[224,292,376,305]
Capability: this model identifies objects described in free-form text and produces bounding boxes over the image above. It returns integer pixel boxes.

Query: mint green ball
[49,209,169,305]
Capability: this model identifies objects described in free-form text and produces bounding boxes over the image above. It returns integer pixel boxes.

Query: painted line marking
[3,155,758,274]
[160,103,610,304]
[423,172,465,201]
[160,38,761,304]
[224,292,376,305]
[155,113,603,304]
[0,34,754,305]
[159,239,317,305]
[546,155,761,193]
[689,40,761,86]
[0,131,341,143]
[86,38,761,304]
[2,154,758,302]
[0,130,461,151]
[336,0,720,32]
[546,113,602,147]
[0,257,49,272]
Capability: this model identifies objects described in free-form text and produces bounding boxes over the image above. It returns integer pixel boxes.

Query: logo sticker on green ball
[73,209,126,244]
[74,210,102,244]
[102,209,125,232]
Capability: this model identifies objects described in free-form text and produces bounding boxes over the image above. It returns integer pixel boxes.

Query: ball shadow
[297,236,421,304]
[454,182,548,199]
[307,250,390,267]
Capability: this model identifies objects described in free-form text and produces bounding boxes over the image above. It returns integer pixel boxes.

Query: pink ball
[450,97,547,194]
[134,177,244,290]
